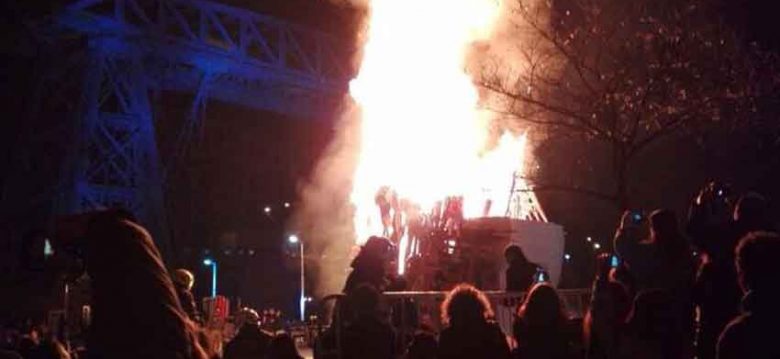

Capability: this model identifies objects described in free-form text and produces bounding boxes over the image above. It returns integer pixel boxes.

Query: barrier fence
[313,288,591,358]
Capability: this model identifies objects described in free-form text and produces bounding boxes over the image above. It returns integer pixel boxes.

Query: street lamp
[203,257,217,297]
[288,234,304,321]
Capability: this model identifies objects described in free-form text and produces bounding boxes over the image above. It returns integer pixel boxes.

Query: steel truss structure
[37,0,350,253]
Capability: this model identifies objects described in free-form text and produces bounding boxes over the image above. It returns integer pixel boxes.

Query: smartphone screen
[44,238,54,258]
[631,212,643,223]
[535,271,547,283]
[610,254,620,268]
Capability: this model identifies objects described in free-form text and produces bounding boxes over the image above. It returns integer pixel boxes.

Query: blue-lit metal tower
[47,0,350,254]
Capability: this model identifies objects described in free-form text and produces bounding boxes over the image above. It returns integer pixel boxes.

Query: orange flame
[349,0,530,273]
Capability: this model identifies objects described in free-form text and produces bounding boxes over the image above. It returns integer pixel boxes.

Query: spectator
[172,268,202,324]
[622,289,687,359]
[687,182,736,257]
[15,326,39,359]
[76,210,207,359]
[438,284,510,359]
[504,245,539,292]
[732,193,774,238]
[689,191,774,359]
[340,237,395,330]
[267,333,303,359]
[584,254,632,359]
[514,283,573,359]
[404,330,437,359]
[614,209,694,292]
[343,236,395,294]
[615,209,695,356]
[341,284,395,359]
[223,308,272,359]
[717,231,780,359]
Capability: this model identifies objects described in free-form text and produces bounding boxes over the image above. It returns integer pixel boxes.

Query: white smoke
[290,102,362,297]
[470,0,556,165]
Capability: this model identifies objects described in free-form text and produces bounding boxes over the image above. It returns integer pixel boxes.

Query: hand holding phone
[595,253,613,280]
[630,211,643,224]
[610,254,620,268]
[534,268,548,283]
[621,210,645,228]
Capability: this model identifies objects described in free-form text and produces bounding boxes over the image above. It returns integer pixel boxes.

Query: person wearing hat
[343,236,396,294]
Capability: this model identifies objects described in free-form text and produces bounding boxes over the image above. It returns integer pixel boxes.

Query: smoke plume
[290,102,362,297]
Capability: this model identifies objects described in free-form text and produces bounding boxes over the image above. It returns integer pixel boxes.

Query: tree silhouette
[479,0,777,208]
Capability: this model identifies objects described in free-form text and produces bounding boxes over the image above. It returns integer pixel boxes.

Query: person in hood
[62,210,207,359]
[343,236,395,294]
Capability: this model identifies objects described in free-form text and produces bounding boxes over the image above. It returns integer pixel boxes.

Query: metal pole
[211,262,218,297]
[62,283,69,343]
[299,241,305,322]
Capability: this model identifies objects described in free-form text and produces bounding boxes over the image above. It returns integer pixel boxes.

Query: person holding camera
[583,253,632,359]
[613,209,696,357]
[687,184,775,359]
[613,209,694,293]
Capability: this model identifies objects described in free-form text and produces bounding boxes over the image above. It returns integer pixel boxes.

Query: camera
[534,269,548,283]
[630,210,644,224]
[695,181,733,207]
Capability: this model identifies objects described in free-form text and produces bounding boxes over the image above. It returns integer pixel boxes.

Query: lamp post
[203,258,217,297]
[288,234,305,322]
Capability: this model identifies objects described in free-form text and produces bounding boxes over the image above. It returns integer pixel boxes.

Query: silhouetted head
[234,307,259,329]
[736,231,780,294]
[172,269,194,291]
[518,283,565,328]
[649,209,681,243]
[504,244,528,265]
[441,284,493,328]
[364,236,394,257]
[649,209,692,259]
[352,236,395,269]
[268,332,303,359]
[734,193,772,232]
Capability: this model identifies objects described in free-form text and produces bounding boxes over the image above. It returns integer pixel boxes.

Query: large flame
[349,0,531,273]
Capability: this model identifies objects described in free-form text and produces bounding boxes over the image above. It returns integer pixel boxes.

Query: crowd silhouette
[2,183,779,358]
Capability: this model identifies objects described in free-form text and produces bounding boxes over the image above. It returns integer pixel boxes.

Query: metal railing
[314,289,591,358]
[384,289,591,341]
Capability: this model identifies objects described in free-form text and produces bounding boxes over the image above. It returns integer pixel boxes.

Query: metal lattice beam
[72,44,169,254]
[58,0,350,92]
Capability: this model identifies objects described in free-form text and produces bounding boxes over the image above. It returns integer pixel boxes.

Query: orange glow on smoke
[349,0,530,274]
